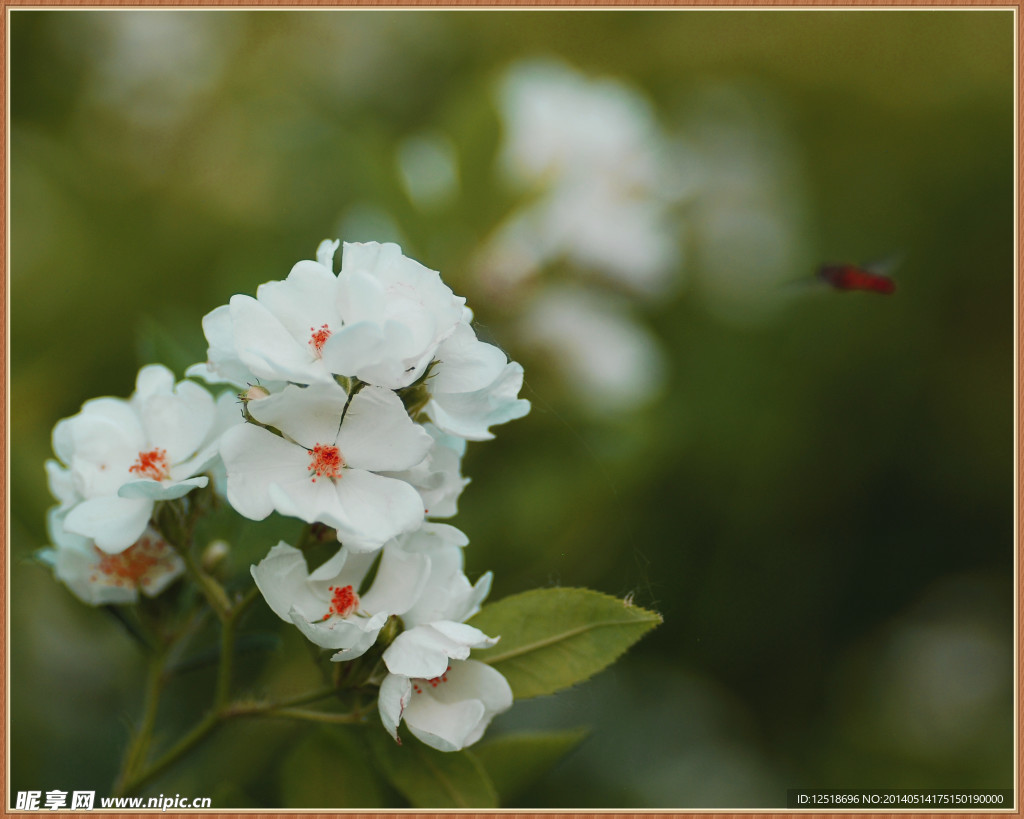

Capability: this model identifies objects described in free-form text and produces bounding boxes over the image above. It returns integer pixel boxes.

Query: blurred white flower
[397,132,459,210]
[681,82,808,324]
[479,58,685,299]
[518,285,667,414]
[42,510,184,606]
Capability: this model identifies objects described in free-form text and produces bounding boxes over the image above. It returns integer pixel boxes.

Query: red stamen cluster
[89,535,173,588]
[308,444,344,482]
[309,323,332,357]
[321,584,359,620]
[129,448,170,481]
[412,665,452,695]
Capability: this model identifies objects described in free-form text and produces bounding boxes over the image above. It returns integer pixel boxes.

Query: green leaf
[280,728,390,808]
[474,729,588,803]
[365,727,499,809]
[467,587,662,699]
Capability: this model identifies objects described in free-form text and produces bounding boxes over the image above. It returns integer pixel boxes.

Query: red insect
[816,263,896,295]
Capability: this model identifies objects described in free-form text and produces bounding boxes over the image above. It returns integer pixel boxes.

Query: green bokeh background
[10,9,1014,809]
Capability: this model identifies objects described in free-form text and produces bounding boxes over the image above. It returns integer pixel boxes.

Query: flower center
[321,584,360,620]
[308,444,344,482]
[412,665,451,695]
[129,448,170,481]
[89,535,173,588]
[309,323,332,357]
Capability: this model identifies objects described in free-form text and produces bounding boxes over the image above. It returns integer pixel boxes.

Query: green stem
[115,579,279,796]
[117,708,222,798]
[177,545,231,623]
[112,650,167,796]
[253,707,366,725]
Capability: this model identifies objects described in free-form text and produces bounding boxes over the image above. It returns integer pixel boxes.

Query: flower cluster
[43,240,528,753]
[473,59,684,415]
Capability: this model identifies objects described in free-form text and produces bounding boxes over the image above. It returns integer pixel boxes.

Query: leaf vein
[480,616,658,665]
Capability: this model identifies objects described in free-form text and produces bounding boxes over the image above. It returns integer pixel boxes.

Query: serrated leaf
[365,727,499,809]
[474,729,588,803]
[467,587,661,699]
[280,728,389,808]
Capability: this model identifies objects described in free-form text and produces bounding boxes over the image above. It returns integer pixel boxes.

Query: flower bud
[201,539,230,574]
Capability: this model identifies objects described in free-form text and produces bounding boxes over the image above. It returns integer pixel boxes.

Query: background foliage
[10,9,1014,808]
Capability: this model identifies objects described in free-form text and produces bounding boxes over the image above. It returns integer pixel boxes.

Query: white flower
[219,381,432,552]
[378,660,513,752]
[393,523,492,629]
[498,59,661,191]
[187,239,344,388]
[318,241,465,389]
[477,59,685,299]
[517,284,666,414]
[380,423,468,518]
[42,508,184,606]
[424,321,531,441]
[190,240,467,392]
[251,540,430,661]
[47,365,231,554]
[380,618,510,751]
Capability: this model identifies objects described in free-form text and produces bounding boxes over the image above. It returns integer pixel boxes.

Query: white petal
[45,460,79,508]
[133,364,176,401]
[64,413,140,498]
[267,477,350,530]
[255,260,339,343]
[194,304,258,388]
[337,388,432,472]
[431,323,508,395]
[378,673,413,742]
[246,381,349,450]
[291,607,387,652]
[317,239,340,271]
[229,294,328,384]
[358,544,430,617]
[405,696,485,753]
[411,661,513,750]
[250,542,325,623]
[331,470,425,552]
[80,397,146,443]
[426,362,530,441]
[319,321,389,382]
[336,266,388,326]
[220,424,310,521]
[329,627,383,663]
[136,378,215,465]
[118,476,208,500]
[54,544,139,606]
[172,390,243,480]
[382,621,497,679]
[63,496,153,554]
